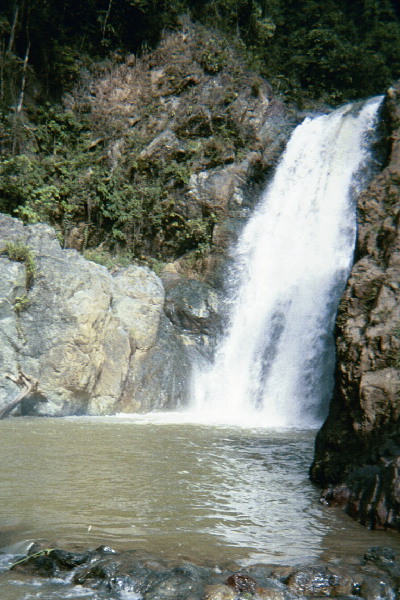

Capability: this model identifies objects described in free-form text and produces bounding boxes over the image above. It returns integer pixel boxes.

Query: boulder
[285,566,354,597]
[0,214,199,416]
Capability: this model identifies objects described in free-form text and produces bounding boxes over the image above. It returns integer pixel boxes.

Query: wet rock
[363,545,400,584]
[48,548,93,569]
[96,545,118,555]
[364,546,397,567]
[226,572,257,593]
[163,276,223,336]
[285,566,354,597]
[73,559,120,588]
[358,575,395,600]
[246,567,303,600]
[11,545,93,578]
[204,583,237,600]
[7,544,400,600]
[117,314,195,412]
[223,571,302,600]
[73,552,217,598]
[13,553,59,578]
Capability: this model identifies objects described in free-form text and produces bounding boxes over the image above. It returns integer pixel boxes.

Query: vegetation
[1,0,399,109]
[2,240,36,288]
[1,240,36,316]
[185,0,400,103]
[0,0,399,265]
[0,98,219,261]
[13,293,29,313]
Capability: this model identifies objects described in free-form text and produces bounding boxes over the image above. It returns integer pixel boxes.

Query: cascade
[191,97,383,428]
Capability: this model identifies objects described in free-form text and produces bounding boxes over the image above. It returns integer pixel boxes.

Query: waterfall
[191,96,383,428]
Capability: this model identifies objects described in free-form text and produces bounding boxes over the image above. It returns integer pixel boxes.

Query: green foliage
[0,0,399,268]
[13,294,30,314]
[261,0,400,103]
[83,248,135,269]
[1,0,400,111]
[387,348,400,369]
[391,322,400,368]
[2,241,37,288]
[199,40,227,74]
[188,0,400,103]
[0,97,218,261]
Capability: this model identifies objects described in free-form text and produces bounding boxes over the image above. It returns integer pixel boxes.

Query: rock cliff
[310,83,400,529]
[0,214,220,416]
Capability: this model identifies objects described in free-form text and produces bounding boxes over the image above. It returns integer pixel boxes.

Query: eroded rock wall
[310,83,400,529]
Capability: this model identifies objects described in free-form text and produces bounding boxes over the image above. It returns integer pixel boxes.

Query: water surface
[1,415,399,571]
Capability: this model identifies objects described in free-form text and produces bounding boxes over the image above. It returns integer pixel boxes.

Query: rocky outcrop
[8,542,400,600]
[0,214,219,417]
[68,22,297,281]
[310,83,400,529]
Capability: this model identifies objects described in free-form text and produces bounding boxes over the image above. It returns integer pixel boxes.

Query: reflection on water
[1,416,321,565]
[1,415,400,598]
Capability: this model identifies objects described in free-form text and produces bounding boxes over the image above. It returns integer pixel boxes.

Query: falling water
[192,97,383,428]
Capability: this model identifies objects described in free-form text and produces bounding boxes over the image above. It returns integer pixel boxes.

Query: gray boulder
[0,214,199,416]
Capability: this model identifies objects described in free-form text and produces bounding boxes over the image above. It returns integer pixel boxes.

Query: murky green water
[1,415,400,598]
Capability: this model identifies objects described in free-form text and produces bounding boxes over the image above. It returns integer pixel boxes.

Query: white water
[191,97,383,428]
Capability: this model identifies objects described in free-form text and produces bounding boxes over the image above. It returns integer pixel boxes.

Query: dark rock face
[310,83,400,529]
[163,276,223,336]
